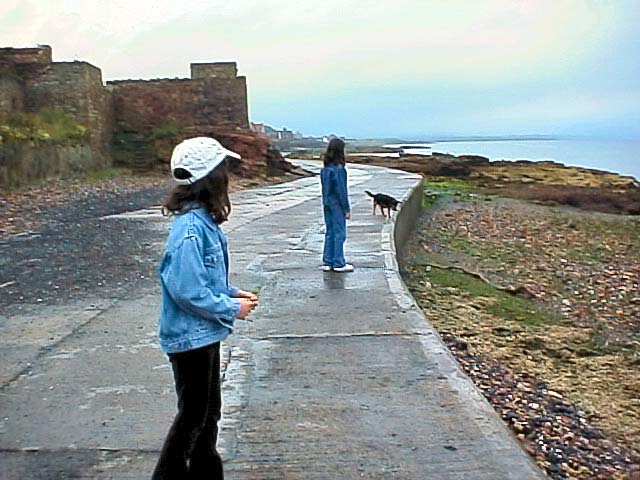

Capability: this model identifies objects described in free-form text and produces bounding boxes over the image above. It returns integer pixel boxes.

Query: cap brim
[224,149,242,160]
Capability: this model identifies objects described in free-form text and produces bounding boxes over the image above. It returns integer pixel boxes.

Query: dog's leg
[372,202,376,215]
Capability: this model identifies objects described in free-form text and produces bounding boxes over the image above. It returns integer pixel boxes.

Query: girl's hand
[345,211,351,220]
[237,298,257,319]
[235,289,258,302]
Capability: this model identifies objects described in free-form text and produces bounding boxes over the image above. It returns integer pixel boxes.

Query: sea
[391,138,640,181]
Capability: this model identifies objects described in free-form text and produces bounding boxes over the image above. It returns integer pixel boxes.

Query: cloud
[1,0,638,137]
[482,91,640,124]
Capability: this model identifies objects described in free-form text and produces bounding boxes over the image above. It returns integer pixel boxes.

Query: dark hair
[163,163,231,224]
[323,138,346,166]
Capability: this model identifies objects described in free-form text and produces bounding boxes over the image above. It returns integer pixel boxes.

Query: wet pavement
[0,161,544,479]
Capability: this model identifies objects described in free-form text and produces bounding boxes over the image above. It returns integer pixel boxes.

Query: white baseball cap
[170,137,241,185]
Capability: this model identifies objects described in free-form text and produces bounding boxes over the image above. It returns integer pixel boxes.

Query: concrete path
[0,161,543,479]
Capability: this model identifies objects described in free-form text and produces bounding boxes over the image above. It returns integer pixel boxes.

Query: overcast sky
[2,0,639,139]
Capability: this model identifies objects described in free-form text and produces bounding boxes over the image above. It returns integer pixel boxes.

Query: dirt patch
[400,186,640,479]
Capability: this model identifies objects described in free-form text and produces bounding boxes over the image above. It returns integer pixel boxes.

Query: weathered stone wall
[0,72,24,113]
[106,72,249,170]
[0,45,52,65]
[191,62,238,79]
[108,76,248,133]
[0,46,283,185]
[15,61,112,150]
[0,142,109,189]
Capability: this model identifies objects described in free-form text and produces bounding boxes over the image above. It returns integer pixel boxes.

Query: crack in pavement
[255,331,433,340]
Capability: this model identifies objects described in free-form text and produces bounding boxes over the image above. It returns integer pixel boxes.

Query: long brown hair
[163,163,231,224]
[323,138,346,166]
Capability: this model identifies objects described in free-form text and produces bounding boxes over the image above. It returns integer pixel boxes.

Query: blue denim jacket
[158,206,241,354]
[320,163,350,212]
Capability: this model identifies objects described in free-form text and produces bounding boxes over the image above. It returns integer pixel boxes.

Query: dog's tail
[364,190,374,198]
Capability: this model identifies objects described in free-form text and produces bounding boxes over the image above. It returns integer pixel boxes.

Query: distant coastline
[432,137,640,181]
[350,136,639,181]
[421,134,562,143]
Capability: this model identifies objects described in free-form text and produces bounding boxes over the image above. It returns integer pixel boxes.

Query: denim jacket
[320,163,350,212]
[158,206,241,354]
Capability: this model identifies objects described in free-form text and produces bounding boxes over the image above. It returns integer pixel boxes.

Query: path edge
[382,172,546,478]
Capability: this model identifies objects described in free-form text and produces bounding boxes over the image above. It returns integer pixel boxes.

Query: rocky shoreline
[341,150,640,215]
[447,338,639,479]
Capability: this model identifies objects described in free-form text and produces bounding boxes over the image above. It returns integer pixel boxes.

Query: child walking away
[320,138,353,272]
[152,137,258,480]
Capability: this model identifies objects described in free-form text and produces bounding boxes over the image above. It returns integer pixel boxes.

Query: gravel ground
[0,173,290,317]
[446,336,640,480]
[0,180,173,316]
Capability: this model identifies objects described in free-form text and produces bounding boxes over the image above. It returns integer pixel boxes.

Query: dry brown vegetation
[487,184,640,215]
[401,185,640,479]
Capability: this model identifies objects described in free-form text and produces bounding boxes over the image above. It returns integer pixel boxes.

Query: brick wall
[0,142,108,188]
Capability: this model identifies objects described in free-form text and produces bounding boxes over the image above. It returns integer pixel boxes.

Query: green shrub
[423,179,479,207]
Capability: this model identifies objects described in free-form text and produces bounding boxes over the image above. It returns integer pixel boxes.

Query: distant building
[250,122,266,134]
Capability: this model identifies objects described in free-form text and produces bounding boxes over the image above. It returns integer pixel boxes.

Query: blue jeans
[323,204,346,268]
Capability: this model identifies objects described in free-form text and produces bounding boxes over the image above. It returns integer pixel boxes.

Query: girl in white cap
[152,137,257,480]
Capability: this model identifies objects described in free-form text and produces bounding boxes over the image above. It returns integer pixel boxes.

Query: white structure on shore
[383,143,432,155]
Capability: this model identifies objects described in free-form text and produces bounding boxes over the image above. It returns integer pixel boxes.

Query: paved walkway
[0,161,543,479]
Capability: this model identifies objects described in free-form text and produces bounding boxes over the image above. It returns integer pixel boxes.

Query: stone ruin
[0,45,292,186]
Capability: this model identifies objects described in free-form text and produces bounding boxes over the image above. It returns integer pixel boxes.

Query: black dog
[365,191,401,217]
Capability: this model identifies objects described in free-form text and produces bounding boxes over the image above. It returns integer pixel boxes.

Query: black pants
[152,343,224,480]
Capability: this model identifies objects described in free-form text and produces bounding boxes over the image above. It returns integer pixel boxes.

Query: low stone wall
[393,175,424,254]
[0,142,109,189]
[380,172,423,294]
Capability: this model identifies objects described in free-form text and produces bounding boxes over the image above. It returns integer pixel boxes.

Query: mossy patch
[150,124,179,140]
[83,167,132,182]
[425,266,559,327]
[0,109,87,144]
[422,178,491,208]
